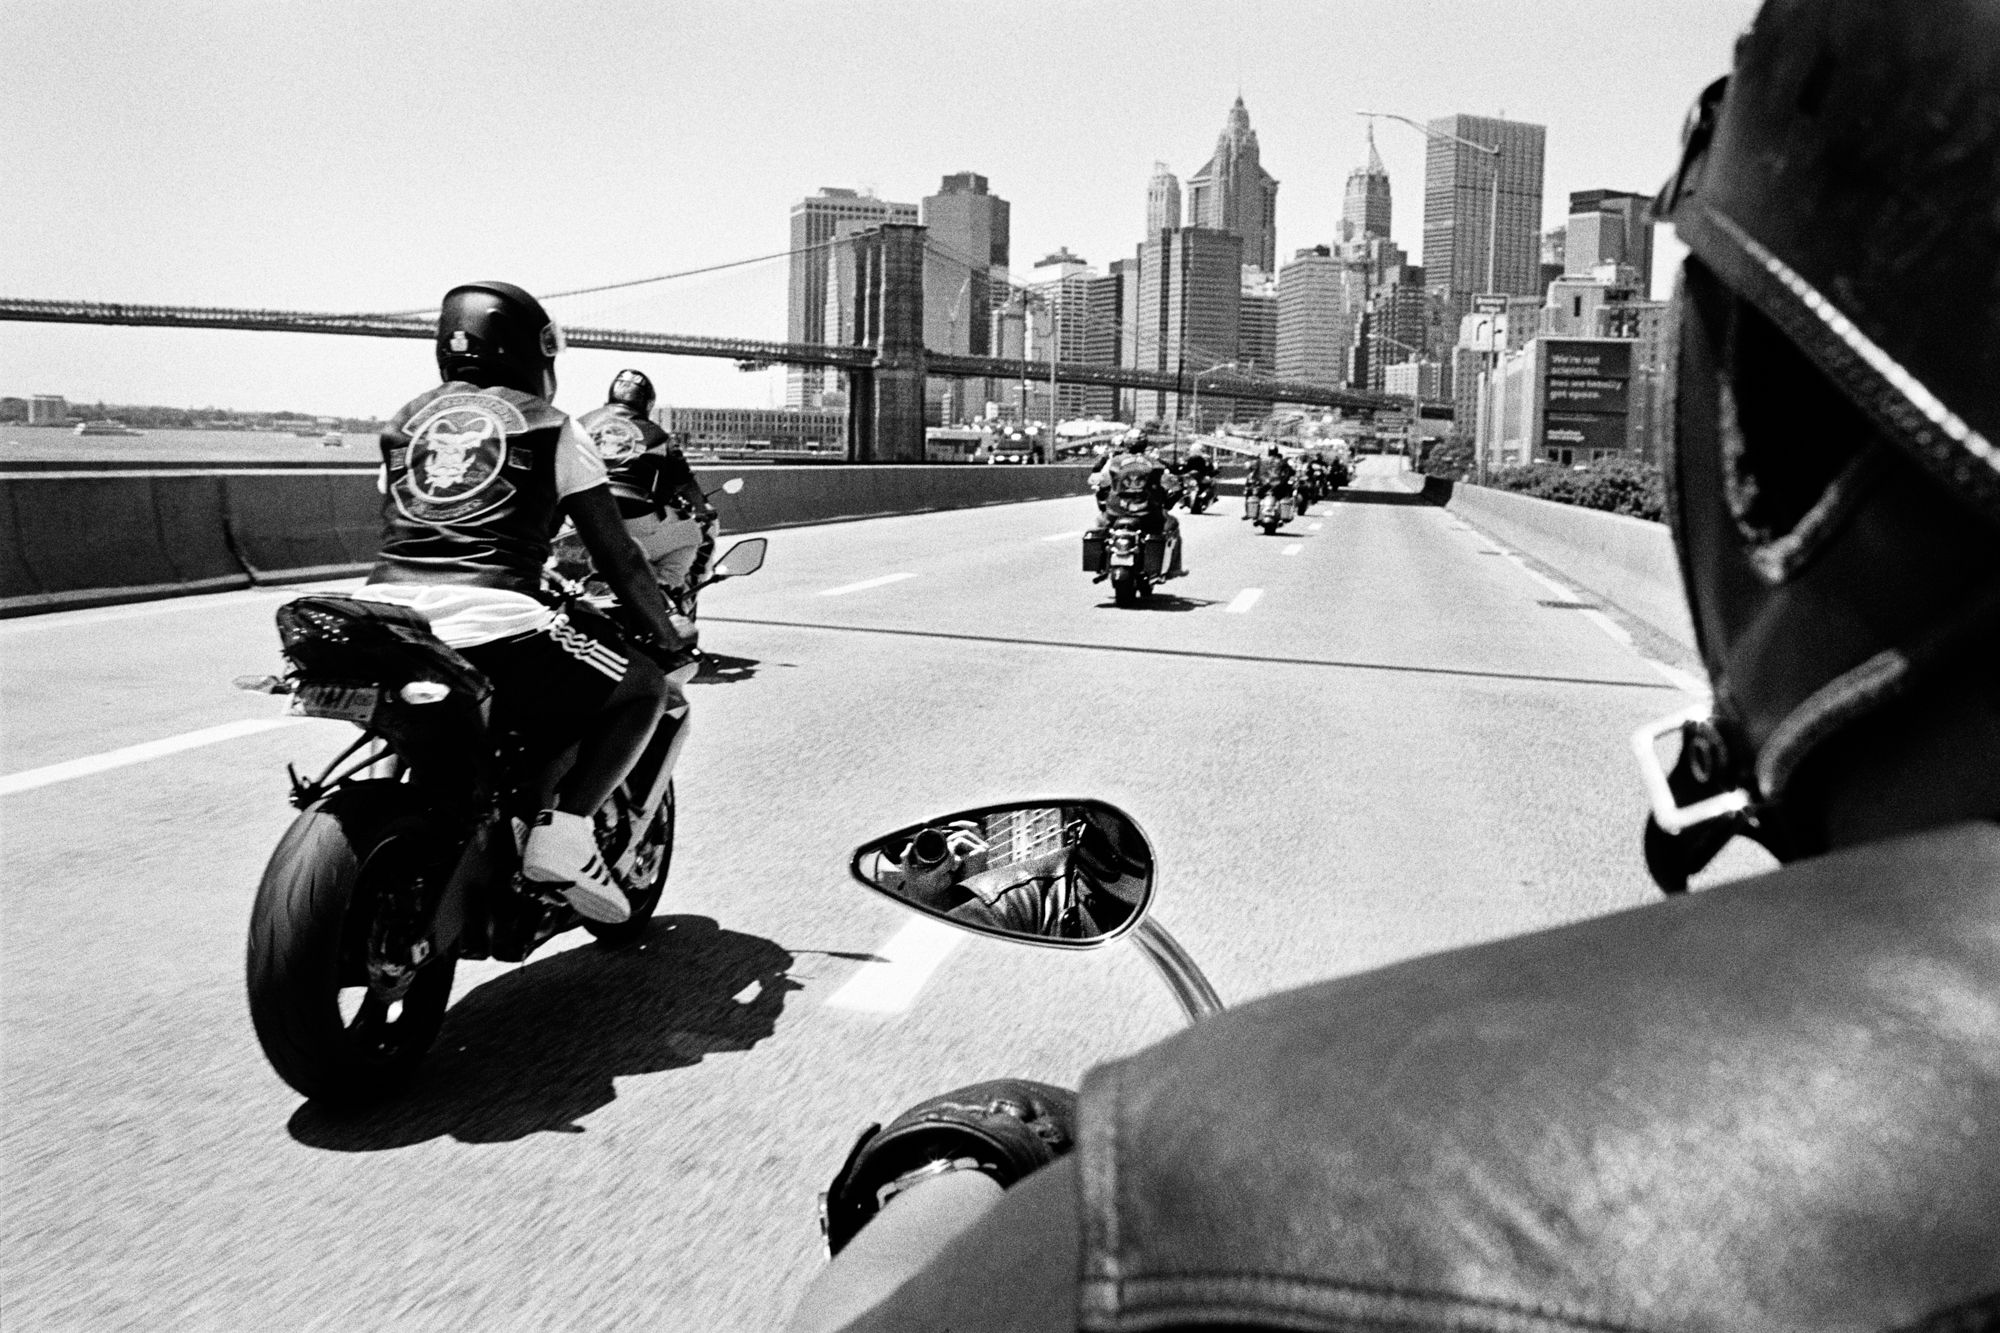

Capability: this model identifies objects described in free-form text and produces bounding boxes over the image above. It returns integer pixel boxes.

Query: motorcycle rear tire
[1111,569,1143,606]
[247,808,457,1104]
[584,781,675,948]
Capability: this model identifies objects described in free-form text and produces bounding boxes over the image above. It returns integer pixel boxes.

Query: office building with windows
[787,187,918,408]
[1421,114,1547,333]
[922,172,1011,423]
[1277,246,1353,388]
[1565,189,1653,297]
[1135,227,1243,428]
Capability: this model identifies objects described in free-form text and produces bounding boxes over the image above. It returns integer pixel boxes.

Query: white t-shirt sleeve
[554,418,611,498]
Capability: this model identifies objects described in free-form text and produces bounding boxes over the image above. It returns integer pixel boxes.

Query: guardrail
[1419,476,1695,650]
[0,463,1095,617]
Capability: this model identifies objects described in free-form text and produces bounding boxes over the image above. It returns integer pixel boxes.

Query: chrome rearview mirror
[709,537,766,581]
[851,799,1155,948]
[850,799,1222,1022]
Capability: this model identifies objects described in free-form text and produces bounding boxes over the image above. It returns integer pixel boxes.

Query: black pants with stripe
[460,603,631,749]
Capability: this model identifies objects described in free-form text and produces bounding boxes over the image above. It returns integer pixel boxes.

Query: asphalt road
[0,458,1771,1331]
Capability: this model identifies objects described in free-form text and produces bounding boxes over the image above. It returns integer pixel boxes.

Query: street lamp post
[1375,332,1428,470]
[1190,361,1237,446]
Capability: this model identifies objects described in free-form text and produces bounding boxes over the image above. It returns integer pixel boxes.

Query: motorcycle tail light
[400,681,451,705]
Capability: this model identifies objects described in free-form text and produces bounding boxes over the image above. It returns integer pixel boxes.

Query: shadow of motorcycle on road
[287,915,798,1150]
[1093,594,1219,613]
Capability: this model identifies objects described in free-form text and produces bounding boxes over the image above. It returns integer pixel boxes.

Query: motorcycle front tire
[247,806,457,1104]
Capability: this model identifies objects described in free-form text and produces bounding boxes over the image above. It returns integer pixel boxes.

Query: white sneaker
[522,809,630,923]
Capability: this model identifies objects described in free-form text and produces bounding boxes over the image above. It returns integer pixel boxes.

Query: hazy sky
[2,0,1757,419]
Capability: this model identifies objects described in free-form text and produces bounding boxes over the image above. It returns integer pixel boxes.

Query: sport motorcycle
[236,538,766,1103]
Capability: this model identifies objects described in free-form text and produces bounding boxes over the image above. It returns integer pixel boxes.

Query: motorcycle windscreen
[850,799,1155,949]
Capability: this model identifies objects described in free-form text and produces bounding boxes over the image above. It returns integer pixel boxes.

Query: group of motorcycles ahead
[1244,446,1349,534]
[1080,431,1357,602]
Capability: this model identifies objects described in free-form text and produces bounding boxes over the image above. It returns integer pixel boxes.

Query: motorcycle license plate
[1111,550,1136,566]
[290,683,381,725]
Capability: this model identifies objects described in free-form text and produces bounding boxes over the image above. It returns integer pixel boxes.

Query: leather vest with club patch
[370,383,566,594]
[575,403,682,519]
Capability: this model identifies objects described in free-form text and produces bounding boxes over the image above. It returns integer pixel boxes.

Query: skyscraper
[1146,163,1182,235]
[1421,114,1546,331]
[1028,249,1097,422]
[1277,246,1354,388]
[1340,128,1392,244]
[922,172,1011,422]
[1135,227,1243,427]
[1186,98,1280,275]
[788,187,919,408]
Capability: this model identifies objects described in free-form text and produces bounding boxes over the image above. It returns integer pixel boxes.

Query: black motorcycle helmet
[1649,0,2000,869]
[608,368,656,418]
[435,281,564,398]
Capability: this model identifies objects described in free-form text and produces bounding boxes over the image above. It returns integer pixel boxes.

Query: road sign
[1472,294,1509,314]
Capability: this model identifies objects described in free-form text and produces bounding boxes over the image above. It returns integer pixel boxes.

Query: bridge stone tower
[838,222,929,462]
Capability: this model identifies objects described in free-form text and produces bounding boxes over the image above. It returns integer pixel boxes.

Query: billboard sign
[1540,339,1633,456]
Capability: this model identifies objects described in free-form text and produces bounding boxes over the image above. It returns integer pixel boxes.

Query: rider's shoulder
[398,382,567,434]
[1075,821,2000,1329]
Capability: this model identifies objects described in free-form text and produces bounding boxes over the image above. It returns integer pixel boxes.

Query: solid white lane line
[0,718,304,796]
[819,572,918,597]
[1281,543,1304,556]
[824,918,965,1013]
[1041,530,1084,542]
[1225,588,1264,614]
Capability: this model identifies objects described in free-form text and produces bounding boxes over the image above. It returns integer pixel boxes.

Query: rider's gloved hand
[820,1078,1077,1255]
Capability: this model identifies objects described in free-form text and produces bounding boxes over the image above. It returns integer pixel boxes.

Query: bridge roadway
[0,459,1770,1332]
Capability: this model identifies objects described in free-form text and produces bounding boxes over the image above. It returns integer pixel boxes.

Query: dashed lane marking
[824,918,965,1013]
[1648,660,1709,695]
[819,572,918,597]
[1308,522,1324,532]
[1281,543,1303,556]
[1225,588,1264,614]
[0,718,305,796]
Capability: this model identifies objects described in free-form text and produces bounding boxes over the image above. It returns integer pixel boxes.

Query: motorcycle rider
[574,369,717,603]
[790,4,2000,1326]
[873,811,1149,940]
[1242,442,1294,520]
[1087,432,1184,580]
[353,282,693,925]
[1174,442,1216,510]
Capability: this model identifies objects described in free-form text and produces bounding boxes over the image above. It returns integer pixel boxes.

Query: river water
[0,427,377,466]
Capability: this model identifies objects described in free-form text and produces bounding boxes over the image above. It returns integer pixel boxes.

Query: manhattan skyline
[2,0,1758,418]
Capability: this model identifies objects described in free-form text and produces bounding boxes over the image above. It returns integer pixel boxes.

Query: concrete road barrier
[0,463,1098,617]
[0,472,254,615]
[1421,476,1695,649]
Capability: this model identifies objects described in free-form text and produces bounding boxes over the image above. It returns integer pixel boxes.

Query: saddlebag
[1082,531,1106,573]
[1143,536,1167,577]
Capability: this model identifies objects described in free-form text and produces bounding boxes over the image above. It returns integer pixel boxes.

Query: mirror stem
[1131,917,1224,1024]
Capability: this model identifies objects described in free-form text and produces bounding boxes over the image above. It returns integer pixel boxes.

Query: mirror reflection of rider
[1087,434,1184,579]
[876,811,1147,940]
